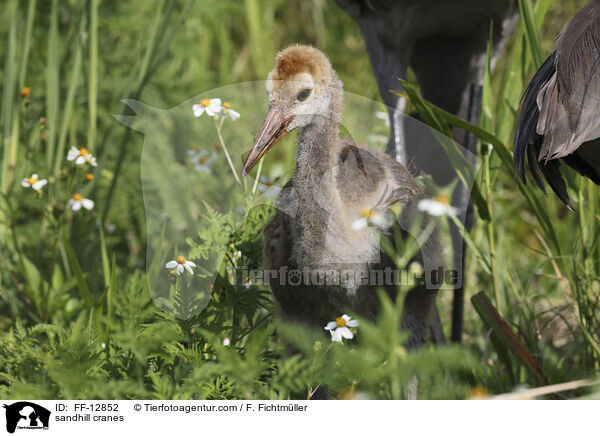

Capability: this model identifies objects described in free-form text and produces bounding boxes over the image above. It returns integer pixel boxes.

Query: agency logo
[2,402,50,434]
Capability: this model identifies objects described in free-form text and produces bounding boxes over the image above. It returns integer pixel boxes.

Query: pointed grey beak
[241,106,294,177]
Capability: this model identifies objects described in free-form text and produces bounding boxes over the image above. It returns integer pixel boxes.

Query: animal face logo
[116,82,479,319]
[3,402,50,434]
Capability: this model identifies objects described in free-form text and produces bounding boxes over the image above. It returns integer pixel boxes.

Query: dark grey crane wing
[540,2,600,161]
[514,1,600,207]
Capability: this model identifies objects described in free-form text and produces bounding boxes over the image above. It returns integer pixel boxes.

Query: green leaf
[60,228,93,310]
[99,227,110,290]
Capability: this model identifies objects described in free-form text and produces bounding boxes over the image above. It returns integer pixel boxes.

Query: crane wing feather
[538,2,600,160]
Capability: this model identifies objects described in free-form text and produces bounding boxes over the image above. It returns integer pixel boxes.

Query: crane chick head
[241,45,342,176]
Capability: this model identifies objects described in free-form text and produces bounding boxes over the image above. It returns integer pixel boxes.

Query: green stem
[88,0,99,152]
[251,158,263,196]
[483,151,501,314]
[214,117,243,188]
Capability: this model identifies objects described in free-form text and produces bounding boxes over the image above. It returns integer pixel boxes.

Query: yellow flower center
[200,99,211,107]
[20,87,31,98]
[79,147,90,157]
[433,194,450,205]
[27,176,38,185]
[265,181,273,187]
[468,386,489,398]
[335,317,346,327]
[73,193,83,201]
[85,173,94,181]
[360,208,375,218]
[223,102,231,110]
[176,256,186,264]
[189,145,199,151]
[197,156,207,164]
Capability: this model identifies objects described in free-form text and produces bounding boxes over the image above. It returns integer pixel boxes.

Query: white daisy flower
[418,195,458,217]
[21,174,48,191]
[324,314,359,344]
[351,208,385,231]
[187,148,216,173]
[259,175,280,198]
[68,193,94,211]
[165,255,196,275]
[221,101,240,121]
[192,98,222,117]
[242,277,252,289]
[67,146,97,166]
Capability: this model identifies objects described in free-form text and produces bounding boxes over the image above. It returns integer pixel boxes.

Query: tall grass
[0,0,598,400]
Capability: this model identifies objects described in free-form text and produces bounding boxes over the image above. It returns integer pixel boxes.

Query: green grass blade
[99,227,110,290]
[1,5,18,195]
[518,0,544,69]
[88,0,99,152]
[495,0,554,143]
[106,253,116,335]
[18,0,37,89]
[245,0,269,77]
[45,0,60,168]
[53,16,85,175]
[480,24,494,135]
[449,215,493,274]
[60,228,94,310]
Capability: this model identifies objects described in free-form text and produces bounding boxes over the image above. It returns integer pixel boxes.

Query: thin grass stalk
[251,158,264,195]
[45,0,60,167]
[105,253,116,337]
[5,112,20,195]
[482,25,501,312]
[88,0,99,152]
[135,0,165,89]
[1,5,17,195]
[244,0,264,77]
[215,116,242,188]
[483,152,501,312]
[52,14,85,176]
[494,0,554,144]
[518,0,544,69]
[18,0,36,89]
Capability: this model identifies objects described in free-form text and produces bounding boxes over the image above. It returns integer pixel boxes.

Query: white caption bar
[0,400,596,435]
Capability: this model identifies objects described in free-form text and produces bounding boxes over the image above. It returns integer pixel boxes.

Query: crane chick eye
[297,88,311,101]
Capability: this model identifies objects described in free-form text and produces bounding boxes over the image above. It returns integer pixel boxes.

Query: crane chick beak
[241,106,294,177]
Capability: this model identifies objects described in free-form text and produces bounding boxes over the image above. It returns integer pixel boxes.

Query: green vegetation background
[0,0,598,399]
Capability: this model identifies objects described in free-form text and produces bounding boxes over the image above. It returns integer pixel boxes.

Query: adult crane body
[335,0,519,342]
